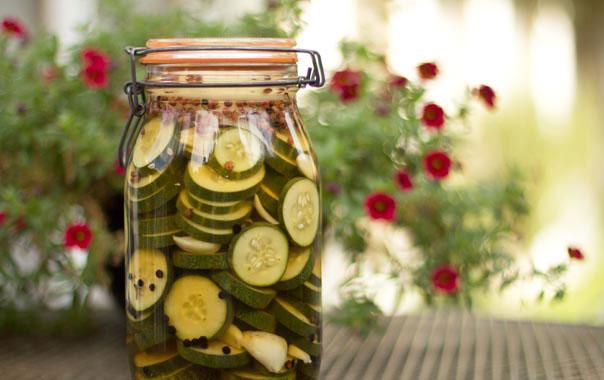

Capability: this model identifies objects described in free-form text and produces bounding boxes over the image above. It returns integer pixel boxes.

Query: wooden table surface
[1,311,603,379]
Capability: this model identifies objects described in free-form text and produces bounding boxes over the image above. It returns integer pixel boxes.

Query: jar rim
[140,38,298,65]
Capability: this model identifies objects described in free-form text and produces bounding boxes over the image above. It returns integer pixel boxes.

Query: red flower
[418,62,438,80]
[64,222,93,250]
[0,211,5,226]
[424,150,452,180]
[114,159,125,175]
[2,17,27,39]
[364,192,397,221]
[389,75,408,88]
[394,170,413,191]
[81,48,110,89]
[421,103,445,129]
[431,265,460,294]
[567,247,584,261]
[330,69,362,103]
[476,85,496,109]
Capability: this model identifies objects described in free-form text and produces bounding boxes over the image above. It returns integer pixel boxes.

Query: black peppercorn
[218,291,227,299]
[222,346,231,355]
[199,336,208,349]
[156,270,164,278]
[137,279,144,287]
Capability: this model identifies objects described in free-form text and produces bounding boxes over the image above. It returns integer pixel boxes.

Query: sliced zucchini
[270,298,317,337]
[288,345,312,364]
[235,304,277,333]
[309,257,321,287]
[298,360,320,380]
[134,215,177,235]
[241,331,288,373]
[177,191,253,229]
[127,249,172,312]
[177,340,250,369]
[218,324,244,350]
[127,163,177,199]
[253,194,279,225]
[129,183,181,214]
[185,190,244,215]
[135,363,213,380]
[262,168,289,194]
[257,185,279,216]
[228,223,289,287]
[276,326,321,357]
[266,151,299,177]
[185,163,265,202]
[173,235,221,255]
[163,275,232,341]
[172,250,229,270]
[211,271,276,309]
[296,153,317,182]
[222,368,295,380]
[177,216,234,244]
[134,345,188,378]
[208,127,264,179]
[274,247,313,291]
[285,298,320,324]
[272,128,310,160]
[134,328,171,352]
[132,117,178,176]
[278,178,320,247]
[137,229,180,249]
[301,282,321,304]
[127,308,154,333]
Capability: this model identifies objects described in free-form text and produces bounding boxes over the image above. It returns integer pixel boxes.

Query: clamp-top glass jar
[121,38,324,380]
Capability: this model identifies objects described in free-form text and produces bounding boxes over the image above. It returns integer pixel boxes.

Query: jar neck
[144,63,300,101]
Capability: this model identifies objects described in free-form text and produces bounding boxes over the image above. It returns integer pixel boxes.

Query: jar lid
[139,38,298,65]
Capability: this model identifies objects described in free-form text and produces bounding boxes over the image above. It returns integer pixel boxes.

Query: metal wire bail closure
[117,45,325,168]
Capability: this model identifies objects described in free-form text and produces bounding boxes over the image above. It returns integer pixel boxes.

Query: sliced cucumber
[301,281,321,304]
[309,257,321,287]
[127,249,172,312]
[222,368,296,380]
[235,304,277,333]
[177,192,252,229]
[134,328,171,352]
[129,183,181,214]
[185,190,244,215]
[278,178,320,247]
[276,326,321,357]
[208,127,264,179]
[253,194,279,225]
[296,153,317,182]
[163,275,232,341]
[185,163,265,202]
[211,271,276,309]
[272,128,310,160]
[262,168,289,194]
[177,216,234,244]
[127,308,154,333]
[241,331,288,373]
[127,163,177,199]
[172,250,229,270]
[228,223,289,287]
[134,215,177,235]
[137,229,180,249]
[274,247,313,291]
[173,235,221,254]
[266,151,298,177]
[270,298,317,337]
[132,117,178,175]
[285,298,321,324]
[134,345,188,378]
[257,185,279,216]
[135,364,212,380]
[177,340,250,369]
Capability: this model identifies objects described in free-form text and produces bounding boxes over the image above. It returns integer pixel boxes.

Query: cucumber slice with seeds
[134,345,188,377]
[177,216,234,244]
[234,304,277,333]
[253,194,279,225]
[173,250,229,270]
[211,271,276,309]
[270,298,317,337]
[177,192,253,229]
[164,275,232,341]
[274,247,314,291]
[177,340,250,369]
[173,235,221,254]
[228,223,289,287]
[127,249,172,312]
[278,178,319,247]
[133,117,179,176]
[185,164,265,202]
[208,128,264,179]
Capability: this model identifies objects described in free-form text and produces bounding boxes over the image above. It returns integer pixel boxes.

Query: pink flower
[394,170,413,191]
[64,222,93,250]
[421,103,445,130]
[424,150,452,180]
[389,75,408,89]
[431,264,460,294]
[81,48,110,89]
[567,247,584,261]
[330,69,362,103]
[418,62,438,80]
[364,192,397,221]
[1,17,27,39]
[476,85,496,109]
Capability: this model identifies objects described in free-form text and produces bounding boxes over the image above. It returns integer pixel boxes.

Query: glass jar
[121,38,324,380]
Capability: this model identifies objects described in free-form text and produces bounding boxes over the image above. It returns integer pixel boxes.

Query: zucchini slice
[257,185,279,216]
[211,271,276,309]
[222,369,296,380]
[172,250,229,270]
[274,247,314,291]
[127,308,154,333]
[132,117,178,176]
[176,216,234,244]
[208,127,265,179]
[134,329,171,352]
[177,192,253,229]
[298,360,320,380]
[301,281,321,304]
[270,298,317,337]
[173,235,221,255]
[266,151,299,177]
[127,249,172,312]
[278,178,320,247]
[253,194,279,225]
[276,326,321,357]
[127,163,177,199]
[235,304,277,333]
[135,363,217,380]
[134,215,177,235]
[262,168,289,194]
[296,153,317,182]
[177,340,250,369]
[137,229,180,249]
[241,331,288,374]
[185,163,265,202]
[129,183,181,214]
[163,275,232,341]
[228,223,289,287]
[134,345,188,378]
[309,257,321,287]
[185,190,244,215]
